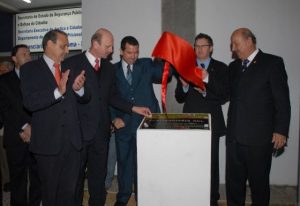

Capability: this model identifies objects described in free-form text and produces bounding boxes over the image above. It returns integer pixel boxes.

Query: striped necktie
[126,64,132,85]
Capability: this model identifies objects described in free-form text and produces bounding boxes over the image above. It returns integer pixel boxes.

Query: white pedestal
[137,113,211,206]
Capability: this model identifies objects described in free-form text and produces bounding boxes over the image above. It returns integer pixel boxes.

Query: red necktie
[94,58,100,71]
[53,63,61,85]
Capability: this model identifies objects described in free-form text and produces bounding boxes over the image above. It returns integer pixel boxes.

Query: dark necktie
[200,63,205,69]
[53,63,61,85]
[126,64,132,85]
[94,58,100,71]
[242,59,249,72]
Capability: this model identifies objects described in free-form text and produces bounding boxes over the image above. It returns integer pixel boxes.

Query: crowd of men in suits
[0,27,290,206]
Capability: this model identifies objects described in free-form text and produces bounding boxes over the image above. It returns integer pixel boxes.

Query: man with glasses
[175,33,229,206]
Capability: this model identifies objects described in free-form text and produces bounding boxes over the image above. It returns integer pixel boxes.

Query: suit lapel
[207,59,215,73]
[247,50,262,71]
[115,62,127,84]
[131,60,143,88]
[39,58,58,87]
[235,51,263,91]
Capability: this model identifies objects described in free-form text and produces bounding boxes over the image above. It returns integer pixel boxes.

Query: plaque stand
[137,113,211,206]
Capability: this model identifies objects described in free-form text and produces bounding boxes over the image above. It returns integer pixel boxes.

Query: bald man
[226,28,291,206]
[63,28,151,206]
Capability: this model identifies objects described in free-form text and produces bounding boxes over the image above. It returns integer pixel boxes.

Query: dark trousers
[76,137,109,206]
[115,133,137,205]
[35,137,81,206]
[226,141,273,206]
[6,145,41,206]
[211,135,220,206]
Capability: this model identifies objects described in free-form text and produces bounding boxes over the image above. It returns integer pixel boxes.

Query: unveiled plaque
[140,113,209,129]
[137,113,211,206]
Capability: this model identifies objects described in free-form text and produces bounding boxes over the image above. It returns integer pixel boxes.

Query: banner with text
[16,8,82,52]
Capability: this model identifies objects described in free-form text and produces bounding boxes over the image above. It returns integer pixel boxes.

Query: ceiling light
[22,0,31,3]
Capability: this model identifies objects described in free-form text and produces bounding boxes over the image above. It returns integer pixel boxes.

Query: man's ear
[12,56,17,64]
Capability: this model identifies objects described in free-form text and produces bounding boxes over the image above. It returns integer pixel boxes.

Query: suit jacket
[0,112,3,129]
[226,50,291,146]
[63,52,133,143]
[20,58,87,155]
[112,58,163,135]
[175,58,229,137]
[0,70,31,148]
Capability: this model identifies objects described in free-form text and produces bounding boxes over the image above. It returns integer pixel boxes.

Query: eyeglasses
[194,44,211,49]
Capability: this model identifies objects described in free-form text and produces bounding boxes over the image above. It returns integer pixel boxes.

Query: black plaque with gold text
[140,113,210,130]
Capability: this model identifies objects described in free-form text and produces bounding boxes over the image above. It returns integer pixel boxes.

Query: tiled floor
[2,177,298,206]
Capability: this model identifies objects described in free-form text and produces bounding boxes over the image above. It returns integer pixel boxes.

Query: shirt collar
[86,50,100,66]
[14,68,20,78]
[246,49,259,63]
[197,57,211,69]
[43,54,55,70]
[122,59,131,72]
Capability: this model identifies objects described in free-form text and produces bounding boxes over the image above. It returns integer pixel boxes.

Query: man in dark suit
[20,29,88,206]
[226,28,291,206]
[63,28,151,206]
[111,36,166,206]
[175,33,229,206]
[0,44,42,206]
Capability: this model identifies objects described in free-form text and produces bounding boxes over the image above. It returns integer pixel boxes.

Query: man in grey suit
[112,36,166,206]
[226,28,291,206]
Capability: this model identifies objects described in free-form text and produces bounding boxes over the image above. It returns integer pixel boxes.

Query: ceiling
[0,0,81,13]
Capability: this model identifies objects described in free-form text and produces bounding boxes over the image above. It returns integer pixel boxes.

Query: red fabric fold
[161,62,170,112]
[152,32,205,112]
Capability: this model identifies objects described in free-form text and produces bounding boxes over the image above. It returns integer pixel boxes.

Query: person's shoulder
[211,58,228,68]
[136,57,152,64]
[113,60,121,66]
[260,51,283,62]
[21,59,40,70]
[64,52,85,63]
[99,59,114,75]
[113,60,122,69]
[228,58,240,68]
[19,59,43,78]
[0,70,14,80]
[101,58,113,66]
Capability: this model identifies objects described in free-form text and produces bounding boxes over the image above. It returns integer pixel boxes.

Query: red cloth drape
[152,32,205,112]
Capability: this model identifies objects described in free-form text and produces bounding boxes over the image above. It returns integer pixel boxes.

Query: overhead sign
[16,8,82,52]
